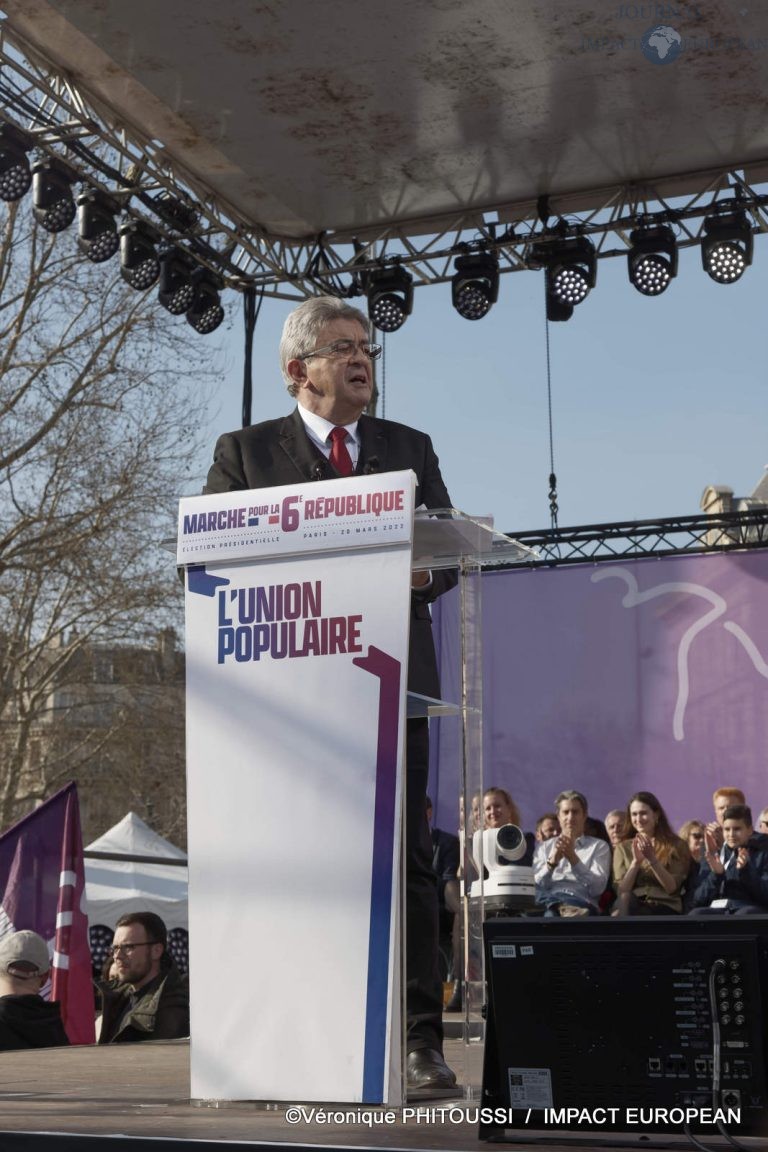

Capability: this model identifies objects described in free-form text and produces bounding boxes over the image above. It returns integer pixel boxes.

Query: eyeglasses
[760,819,768,828]
[109,941,159,957]
[690,832,704,840]
[300,339,382,361]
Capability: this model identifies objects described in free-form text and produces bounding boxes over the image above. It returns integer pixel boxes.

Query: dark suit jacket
[204,408,457,696]
[431,827,461,895]
[691,844,768,910]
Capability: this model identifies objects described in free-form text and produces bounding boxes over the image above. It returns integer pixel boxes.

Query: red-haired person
[612,792,690,915]
[706,787,746,850]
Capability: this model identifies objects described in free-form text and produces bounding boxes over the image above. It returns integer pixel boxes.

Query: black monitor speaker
[480,915,768,1144]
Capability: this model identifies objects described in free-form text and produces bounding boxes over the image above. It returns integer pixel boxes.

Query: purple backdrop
[430,550,768,835]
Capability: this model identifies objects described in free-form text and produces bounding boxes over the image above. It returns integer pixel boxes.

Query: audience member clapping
[534,790,611,917]
[691,804,768,914]
[706,787,746,850]
[612,791,690,916]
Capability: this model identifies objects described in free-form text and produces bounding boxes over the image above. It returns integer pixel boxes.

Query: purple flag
[0,782,95,1044]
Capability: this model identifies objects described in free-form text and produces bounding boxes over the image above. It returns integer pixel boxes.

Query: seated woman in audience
[612,791,690,915]
[679,819,706,863]
[677,819,706,910]
[483,786,521,829]
[471,788,531,885]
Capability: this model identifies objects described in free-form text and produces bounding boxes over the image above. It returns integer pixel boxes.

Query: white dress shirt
[297,405,360,470]
[533,835,612,907]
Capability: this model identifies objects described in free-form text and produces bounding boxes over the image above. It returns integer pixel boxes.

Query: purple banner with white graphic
[432,550,768,834]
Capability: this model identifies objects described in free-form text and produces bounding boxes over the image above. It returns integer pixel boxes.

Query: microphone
[363,456,380,475]
[311,459,328,481]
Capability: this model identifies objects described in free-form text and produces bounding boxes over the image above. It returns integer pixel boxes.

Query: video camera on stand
[470,824,536,915]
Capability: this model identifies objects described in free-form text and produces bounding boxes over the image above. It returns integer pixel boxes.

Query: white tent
[84,811,188,931]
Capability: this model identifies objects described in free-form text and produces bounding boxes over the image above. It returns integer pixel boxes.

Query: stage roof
[2,0,768,246]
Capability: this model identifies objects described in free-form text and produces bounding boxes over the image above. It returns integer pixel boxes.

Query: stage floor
[0,1036,756,1151]
[0,1036,489,1150]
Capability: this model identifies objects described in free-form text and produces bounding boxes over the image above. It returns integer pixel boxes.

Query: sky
[191,236,768,537]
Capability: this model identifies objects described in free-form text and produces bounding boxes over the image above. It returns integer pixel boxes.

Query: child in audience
[691,804,768,914]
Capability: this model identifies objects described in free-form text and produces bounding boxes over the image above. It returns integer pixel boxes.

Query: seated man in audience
[691,804,768,915]
[535,813,560,842]
[706,786,746,850]
[99,911,189,1044]
[0,930,69,1051]
[754,806,768,845]
[605,810,626,848]
[534,790,611,916]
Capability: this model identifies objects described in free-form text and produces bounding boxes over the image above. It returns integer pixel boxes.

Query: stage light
[0,123,33,202]
[546,236,596,307]
[31,161,75,233]
[451,252,499,320]
[529,235,597,321]
[185,268,224,334]
[77,190,119,263]
[157,248,196,314]
[366,266,413,332]
[119,221,160,291]
[701,210,753,284]
[627,225,678,296]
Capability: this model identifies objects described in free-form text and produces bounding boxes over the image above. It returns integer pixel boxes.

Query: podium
[177,470,533,1106]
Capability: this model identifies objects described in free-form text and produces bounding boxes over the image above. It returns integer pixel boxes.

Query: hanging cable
[544,283,559,530]
[241,284,263,428]
[380,329,386,419]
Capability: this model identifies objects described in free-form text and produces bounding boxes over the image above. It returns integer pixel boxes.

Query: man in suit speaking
[204,295,457,1096]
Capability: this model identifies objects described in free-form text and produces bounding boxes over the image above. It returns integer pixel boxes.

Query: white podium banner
[177,471,413,566]
[183,472,415,1104]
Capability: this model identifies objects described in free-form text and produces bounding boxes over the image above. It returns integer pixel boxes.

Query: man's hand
[704,827,721,857]
[736,846,750,870]
[553,834,578,865]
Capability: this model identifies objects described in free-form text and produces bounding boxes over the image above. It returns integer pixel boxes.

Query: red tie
[329,426,354,477]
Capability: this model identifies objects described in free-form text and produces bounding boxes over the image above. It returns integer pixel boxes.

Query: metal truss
[3,23,768,301]
[503,509,768,567]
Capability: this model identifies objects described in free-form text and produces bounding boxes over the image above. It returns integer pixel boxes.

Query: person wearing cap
[0,929,69,1050]
[98,911,189,1044]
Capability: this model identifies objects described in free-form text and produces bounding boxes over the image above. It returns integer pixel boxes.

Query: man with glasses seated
[205,296,457,1097]
[98,912,189,1044]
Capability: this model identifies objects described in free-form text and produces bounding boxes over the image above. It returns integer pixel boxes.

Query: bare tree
[0,198,219,833]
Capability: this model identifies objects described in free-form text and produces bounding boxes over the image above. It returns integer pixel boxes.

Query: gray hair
[554,789,588,815]
[280,296,371,397]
